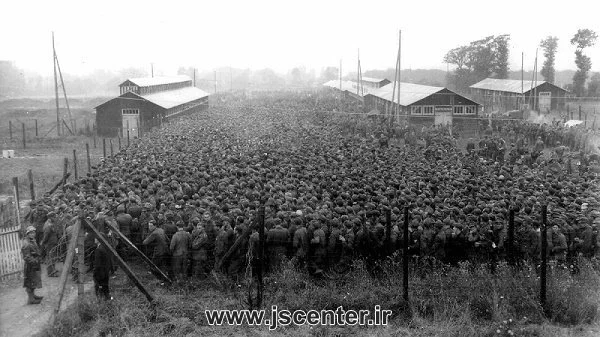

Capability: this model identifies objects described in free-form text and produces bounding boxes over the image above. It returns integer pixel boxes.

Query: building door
[122,109,139,138]
[434,106,452,126]
[538,92,551,111]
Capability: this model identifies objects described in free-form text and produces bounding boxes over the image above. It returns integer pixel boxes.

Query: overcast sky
[2,0,599,77]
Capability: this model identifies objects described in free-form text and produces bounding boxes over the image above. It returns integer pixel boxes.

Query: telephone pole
[53,32,60,136]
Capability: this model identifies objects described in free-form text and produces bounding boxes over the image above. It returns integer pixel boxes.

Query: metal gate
[0,198,23,280]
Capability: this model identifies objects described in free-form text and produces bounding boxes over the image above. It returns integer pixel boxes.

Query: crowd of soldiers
[24,91,600,284]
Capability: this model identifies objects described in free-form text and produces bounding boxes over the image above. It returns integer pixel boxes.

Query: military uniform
[22,232,43,304]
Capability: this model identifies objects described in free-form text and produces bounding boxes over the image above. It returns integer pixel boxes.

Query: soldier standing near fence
[93,233,113,301]
[41,211,59,277]
[22,226,43,305]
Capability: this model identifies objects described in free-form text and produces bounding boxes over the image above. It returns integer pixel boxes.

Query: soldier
[550,224,568,265]
[227,224,248,281]
[22,226,43,305]
[326,219,343,268]
[93,233,113,301]
[214,220,234,272]
[29,201,48,245]
[142,220,169,277]
[293,219,308,268]
[202,213,218,275]
[41,211,60,277]
[266,219,289,271]
[466,138,476,156]
[308,220,327,275]
[115,205,133,258]
[190,223,209,277]
[170,222,191,281]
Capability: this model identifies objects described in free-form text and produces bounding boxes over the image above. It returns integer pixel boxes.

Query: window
[422,106,434,115]
[122,109,139,115]
[411,106,422,115]
[465,106,476,114]
[453,106,464,115]
[453,105,476,115]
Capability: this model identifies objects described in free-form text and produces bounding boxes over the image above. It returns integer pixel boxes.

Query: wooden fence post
[403,206,409,302]
[385,209,392,255]
[118,136,121,151]
[507,207,515,266]
[127,120,130,147]
[27,169,35,201]
[540,205,548,314]
[102,138,106,158]
[49,220,80,326]
[12,177,21,230]
[22,123,26,149]
[35,119,38,137]
[63,158,69,183]
[77,221,85,295]
[110,139,113,157]
[72,149,78,180]
[256,205,265,309]
[86,143,91,174]
[82,220,156,304]
[106,223,171,283]
[9,120,13,140]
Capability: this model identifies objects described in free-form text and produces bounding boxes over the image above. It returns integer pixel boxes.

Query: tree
[492,35,510,79]
[571,29,597,96]
[319,66,339,83]
[587,72,600,97]
[540,36,558,83]
[443,34,511,91]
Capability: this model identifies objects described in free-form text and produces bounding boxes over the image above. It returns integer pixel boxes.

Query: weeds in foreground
[38,257,600,337]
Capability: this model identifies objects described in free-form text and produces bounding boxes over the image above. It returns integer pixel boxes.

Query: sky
[2,0,600,77]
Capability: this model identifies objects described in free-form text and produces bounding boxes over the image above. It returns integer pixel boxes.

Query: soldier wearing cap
[143,220,169,276]
[22,226,43,304]
[170,221,191,281]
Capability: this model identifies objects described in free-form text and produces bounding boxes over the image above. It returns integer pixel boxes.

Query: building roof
[470,78,568,94]
[121,75,192,88]
[367,82,445,106]
[140,87,209,109]
[94,86,209,110]
[322,80,374,97]
[360,77,388,83]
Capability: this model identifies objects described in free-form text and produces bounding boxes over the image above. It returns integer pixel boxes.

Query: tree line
[444,29,598,97]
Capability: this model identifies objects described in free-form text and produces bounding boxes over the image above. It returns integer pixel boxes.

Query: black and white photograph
[1,0,600,336]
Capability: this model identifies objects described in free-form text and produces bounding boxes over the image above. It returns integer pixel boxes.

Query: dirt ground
[0,262,92,337]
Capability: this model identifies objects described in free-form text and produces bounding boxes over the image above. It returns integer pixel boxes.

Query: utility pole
[53,32,60,136]
[193,68,196,87]
[53,32,74,132]
[397,30,402,120]
[521,52,524,109]
[339,59,343,111]
[151,63,154,78]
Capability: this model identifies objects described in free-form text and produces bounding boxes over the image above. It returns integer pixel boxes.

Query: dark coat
[93,243,113,282]
[22,237,42,289]
[143,227,169,257]
[41,220,59,255]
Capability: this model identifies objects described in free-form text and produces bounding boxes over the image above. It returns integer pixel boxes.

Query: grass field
[0,97,113,199]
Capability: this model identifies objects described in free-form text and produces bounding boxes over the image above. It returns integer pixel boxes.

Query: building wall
[524,82,567,111]
[96,96,165,137]
[470,83,567,113]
